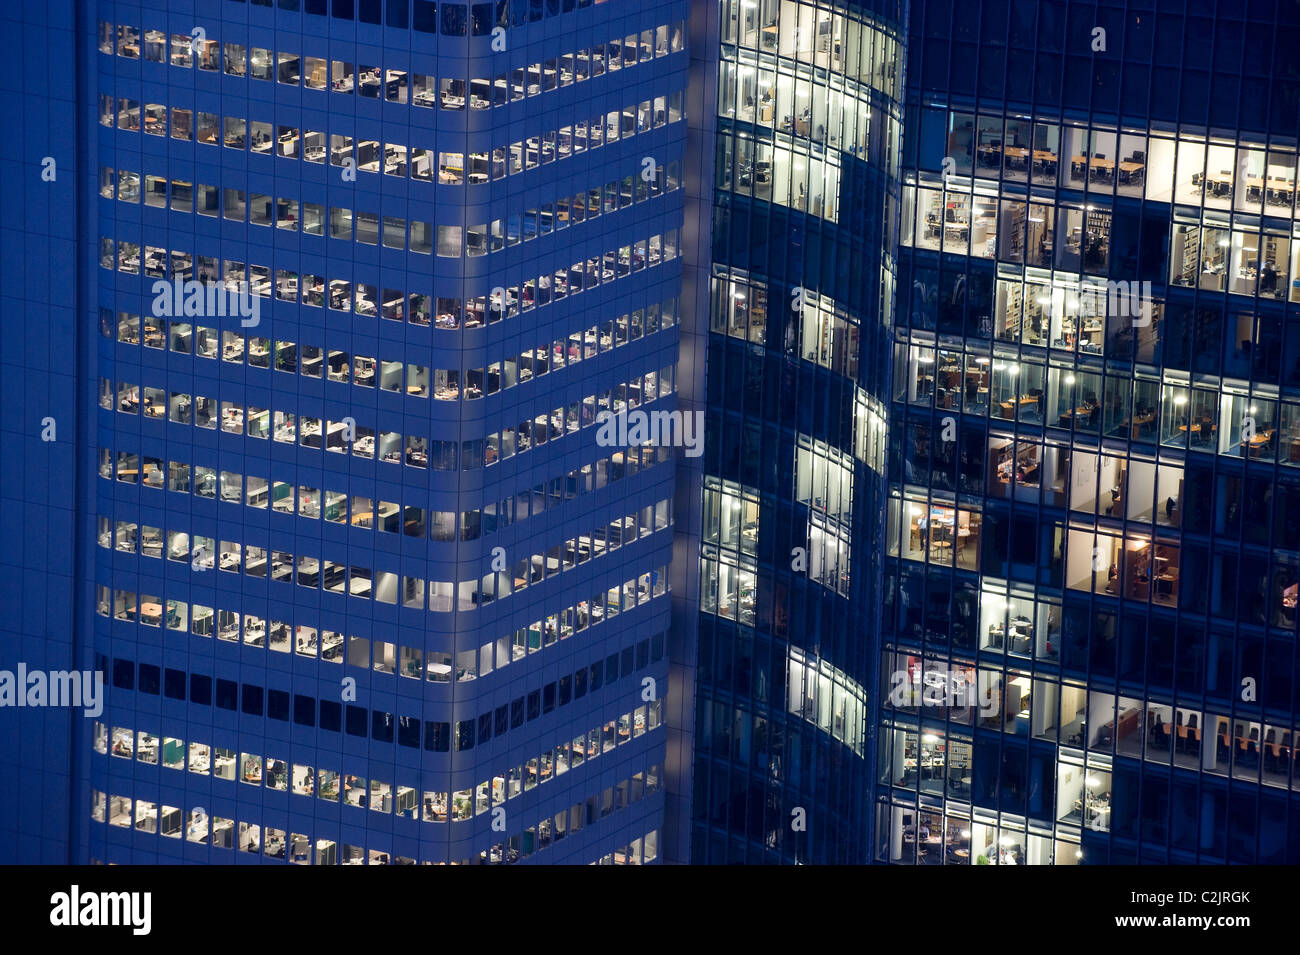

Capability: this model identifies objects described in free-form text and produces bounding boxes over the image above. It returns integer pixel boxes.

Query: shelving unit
[1001,203,1026,260]
[1001,286,1023,341]
[1172,224,1200,285]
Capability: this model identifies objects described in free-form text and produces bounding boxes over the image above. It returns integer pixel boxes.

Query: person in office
[917,514,930,550]
[1261,262,1278,293]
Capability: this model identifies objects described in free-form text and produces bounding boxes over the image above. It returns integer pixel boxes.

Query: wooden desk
[999,396,1039,413]
[1243,429,1275,457]
[1072,154,1111,171]
[1031,150,1058,173]
[1244,176,1295,199]
[1103,708,1142,742]
[1119,413,1155,438]
[1059,406,1094,426]
[1201,171,1234,192]
[1118,161,1145,183]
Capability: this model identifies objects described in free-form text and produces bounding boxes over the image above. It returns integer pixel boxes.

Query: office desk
[999,396,1039,413]
[1031,149,1059,169]
[1071,154,1100,176]
[1103,708,1142,744]
[1059,406,1095,427]
[1201,171,1234,193]
[1118,413,1155,438]
[1243,430,1275,457]
[1245,176,1295,199]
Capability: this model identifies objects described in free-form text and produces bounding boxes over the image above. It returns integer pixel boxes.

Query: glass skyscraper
[877,1,1300,864]
[5,0,1300,867]
[58,0,687,865]
[676,0,901,863]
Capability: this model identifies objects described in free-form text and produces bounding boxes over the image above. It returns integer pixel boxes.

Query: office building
[6,0,1300,868]
[60,0,686,865]
[674,0,901,863]
[877,1,1300,864]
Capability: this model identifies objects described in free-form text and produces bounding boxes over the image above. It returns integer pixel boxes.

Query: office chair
[1186,713,1200,757]
[1173,710,1185,753]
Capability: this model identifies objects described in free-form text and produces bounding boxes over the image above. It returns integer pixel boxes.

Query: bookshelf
[1172,224,1200,286]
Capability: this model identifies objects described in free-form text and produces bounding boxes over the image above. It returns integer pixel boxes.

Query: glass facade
[877,1,1300,864]
[8,0,1300,870]
[81,0,686,865]
[686,0,902,864]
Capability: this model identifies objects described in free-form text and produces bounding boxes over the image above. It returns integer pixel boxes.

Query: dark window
[293,694,315,727]
[559,674,571,705]
[372,710,393,742]
[140,664,162,696]
[413,0,436,31]
[442,2,466,33]
[319,700,342,732]
[358,0,381,22]
[456,719,474,750]
[345,704,368,736]
[398,715,420,747]
[215,679,237,710]
[637,640,649,669]
[542,682,556,713]
[425,720,450,751]
[527,690,540,720]
[306,0,327,12]
[478,712,492,742]
[511,697,524,728]
[471,2,492,33]
[495,705,508,736]
[386,0,409,26]
[241,684,263,717]
[112,658,134,690]
[268,689,290,721]
[608,653,621,682]
[190,674,211,706]
[652,632,664,661]
[574,667,588,698]
[332,0,355,17]
[590,662,603,691]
